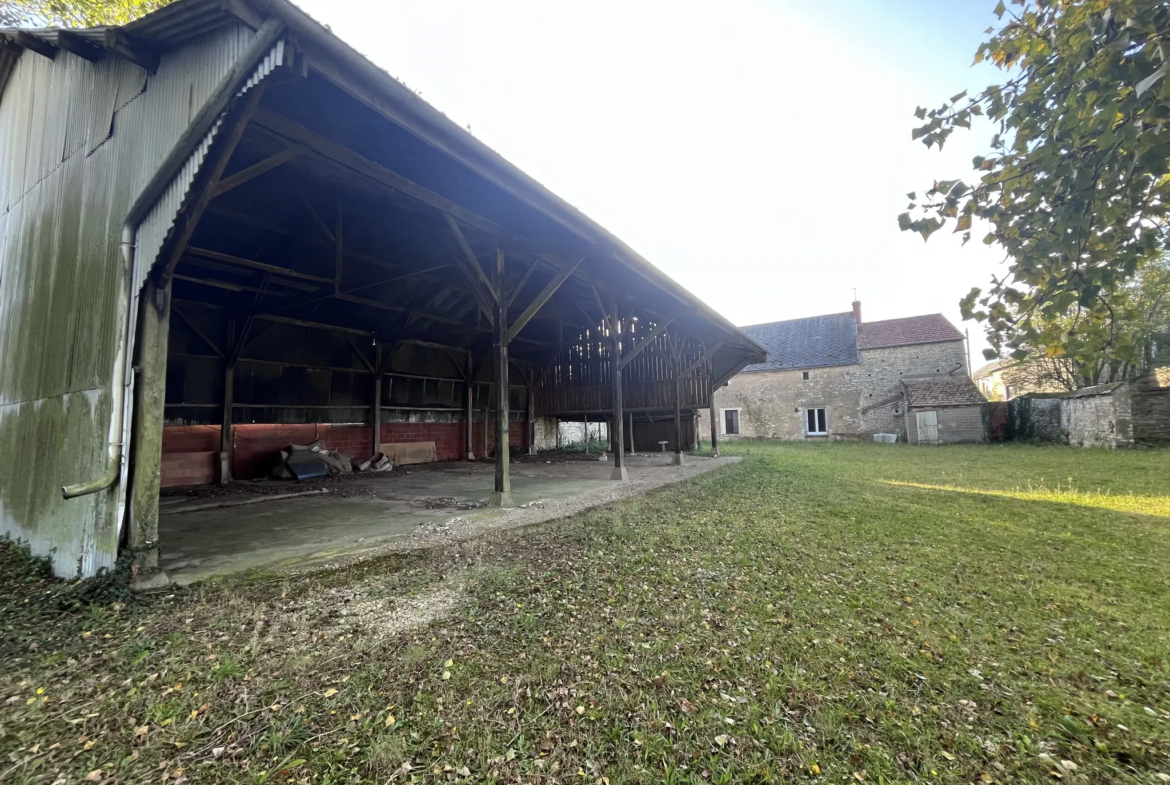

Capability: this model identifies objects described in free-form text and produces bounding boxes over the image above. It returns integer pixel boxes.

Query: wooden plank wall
[536,319,711,415]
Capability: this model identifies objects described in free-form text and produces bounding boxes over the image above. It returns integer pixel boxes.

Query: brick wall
[702,339,968,441]
[160,419,529,485]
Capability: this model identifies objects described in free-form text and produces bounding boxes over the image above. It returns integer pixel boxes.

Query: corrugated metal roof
[737,313,860,373]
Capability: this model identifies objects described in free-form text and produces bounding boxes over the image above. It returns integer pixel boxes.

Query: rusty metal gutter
[62,18,286,500]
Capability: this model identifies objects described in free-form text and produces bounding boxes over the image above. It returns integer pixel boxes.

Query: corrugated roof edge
[2,0,765,363]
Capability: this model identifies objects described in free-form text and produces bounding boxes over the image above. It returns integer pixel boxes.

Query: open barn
[0,0,763,580]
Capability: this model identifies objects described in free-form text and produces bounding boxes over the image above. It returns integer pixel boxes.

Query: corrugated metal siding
[135,36,283,294]
[0,24,277,577]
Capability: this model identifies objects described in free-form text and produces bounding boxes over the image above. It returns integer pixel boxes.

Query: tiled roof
[739,313,860,373]
[857,314,963,350]
[901,375,987,408]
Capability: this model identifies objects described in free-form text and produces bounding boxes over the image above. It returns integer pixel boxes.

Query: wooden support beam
[334,196,344,294]
[103,29,159,72]
[128,278,171,575]
[503,256,583,345]
[609,295,628,480]
[172,273,293,296]
[680,339,729,380]
[253,106,510,238]
[489,246,513,507]
[221,321,237,483]
[172,304,225,360]
[184,247,335,284]
[506,260,538,310]
[15,32,57,60]
[465,354,475,460]
[210,145,308,197]
[668,333,686,466]
[443,212,498,322]
[56,30,102,62]
[296,189,335,243]
[709,373,720,458]
[255,313,373,337]
[618,316,676,370]
[372,342,382,458]
[344,332,376,374]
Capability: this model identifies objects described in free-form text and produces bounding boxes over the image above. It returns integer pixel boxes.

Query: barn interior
[117,26,762,579]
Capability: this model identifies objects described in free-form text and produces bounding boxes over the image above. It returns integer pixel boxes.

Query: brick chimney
[852,300,862,325]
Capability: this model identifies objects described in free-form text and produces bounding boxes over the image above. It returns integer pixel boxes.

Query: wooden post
[490,247,513,507]
[128,277,171,582]
[371,342,381,457]
[465,355,475,460]
[672,347,685,466]
[610,311,627,481]
[527,383,537,456]
[583,413,589,454]
[709,375,720,458]
[220,320,236,482]
[628,411,635,455]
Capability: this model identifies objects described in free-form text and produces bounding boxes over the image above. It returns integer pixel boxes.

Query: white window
[720,408,741,436]
[804,407,828,435]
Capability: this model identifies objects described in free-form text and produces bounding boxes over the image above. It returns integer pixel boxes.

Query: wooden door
[915,411,939,444]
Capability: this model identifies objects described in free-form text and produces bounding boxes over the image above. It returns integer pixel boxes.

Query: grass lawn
[2,442,1169,784]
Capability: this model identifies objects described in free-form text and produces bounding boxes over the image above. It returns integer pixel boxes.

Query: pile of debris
[272,440,393,481]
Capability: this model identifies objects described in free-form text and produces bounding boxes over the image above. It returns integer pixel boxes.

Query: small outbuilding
[901,375,988,445]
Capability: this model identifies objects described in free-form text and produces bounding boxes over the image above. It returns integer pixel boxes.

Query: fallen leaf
[323,688,338,698]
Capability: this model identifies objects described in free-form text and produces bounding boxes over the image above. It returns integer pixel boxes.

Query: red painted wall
[160,420,529,486]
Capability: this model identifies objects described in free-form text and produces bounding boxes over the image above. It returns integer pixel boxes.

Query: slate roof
[857,314,964,350]
[901,375,987,408]
[739,313,860,373]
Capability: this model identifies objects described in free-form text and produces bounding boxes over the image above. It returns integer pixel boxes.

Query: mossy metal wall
[0,25,258,577]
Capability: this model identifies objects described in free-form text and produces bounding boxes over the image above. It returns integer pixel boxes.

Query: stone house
[972,358,1067,401]
[702,302,975,442]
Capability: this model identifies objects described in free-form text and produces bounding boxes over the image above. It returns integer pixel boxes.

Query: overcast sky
[294,0,1007,363]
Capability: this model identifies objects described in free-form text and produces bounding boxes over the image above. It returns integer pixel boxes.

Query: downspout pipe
[62,18,285,500]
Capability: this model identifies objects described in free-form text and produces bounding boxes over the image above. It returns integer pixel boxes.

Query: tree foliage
[4,0,172,27]
[1005,254,1170,390]
[902,0,1170,370]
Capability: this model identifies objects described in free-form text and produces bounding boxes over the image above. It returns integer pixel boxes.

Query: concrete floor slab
[158,453,739,584]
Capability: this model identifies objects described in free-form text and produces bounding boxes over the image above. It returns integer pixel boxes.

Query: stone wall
[702,339,968,441]
[1062,391,1133,448]
[1133,366,1170,443]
